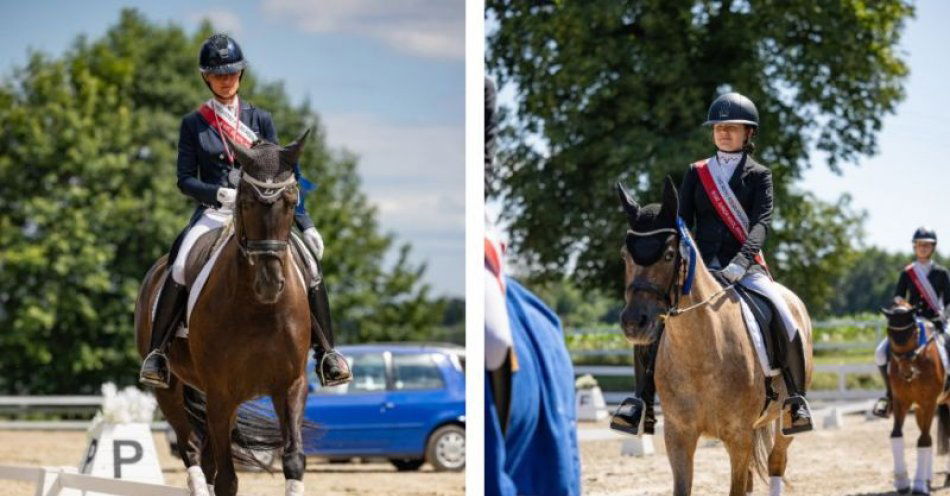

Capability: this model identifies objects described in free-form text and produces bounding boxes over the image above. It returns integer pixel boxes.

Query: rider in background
[612,92,813,436]
[139,33,351,389]
[872,227,950,418]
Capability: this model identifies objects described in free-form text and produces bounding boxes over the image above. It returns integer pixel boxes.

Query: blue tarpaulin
[486,277,582,496]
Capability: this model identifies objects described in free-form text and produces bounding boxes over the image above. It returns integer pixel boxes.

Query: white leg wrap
[914,446,932,493]
[769,476,782,496]
[286,479,305,496]
[187,466,210,496]
[892,437,910,490]
[208,484,215,496]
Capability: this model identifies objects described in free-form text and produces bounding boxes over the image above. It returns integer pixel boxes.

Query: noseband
[235,170,298,264]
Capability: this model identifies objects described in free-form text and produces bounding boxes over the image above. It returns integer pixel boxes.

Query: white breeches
[171,208,231,285]
[737,271,799,341]
[875,338,889,367]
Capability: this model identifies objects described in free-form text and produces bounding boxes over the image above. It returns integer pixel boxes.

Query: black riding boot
[308,263,351,387]
[872,364,892,418]
[610,335,660,436]
[139,277,188,388]
[781,332,813,435]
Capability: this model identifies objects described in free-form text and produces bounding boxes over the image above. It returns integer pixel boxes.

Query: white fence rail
[575,363,881,403]
[0,464,187,496]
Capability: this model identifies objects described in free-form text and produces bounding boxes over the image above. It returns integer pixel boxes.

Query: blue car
[303,343,465,471]
[167,343,465,471]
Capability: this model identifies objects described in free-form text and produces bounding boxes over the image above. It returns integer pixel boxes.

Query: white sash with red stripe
[906,262,943,314]
[694,157,768,269]
[485,232,506,292]
[197,98,258,163]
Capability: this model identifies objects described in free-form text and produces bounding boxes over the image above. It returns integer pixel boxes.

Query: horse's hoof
[897,487,912,495]
[944,474,950,487]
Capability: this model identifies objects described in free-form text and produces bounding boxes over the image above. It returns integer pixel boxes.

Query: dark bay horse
[882,303,950,494]
[136,130,313,496]
[616,178,813,496]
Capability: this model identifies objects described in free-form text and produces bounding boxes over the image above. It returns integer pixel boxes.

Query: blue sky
[489,0,950,261]
[0,0,465,296]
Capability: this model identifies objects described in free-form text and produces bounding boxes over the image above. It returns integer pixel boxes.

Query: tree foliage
[0,9,443,393]
[487,0,912,314]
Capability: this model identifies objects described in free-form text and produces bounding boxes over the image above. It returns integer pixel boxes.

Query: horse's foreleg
[913,400,937,493]
[664,424,699,496]
[273,375,309,496]
[892,400,911,492]
[206,395,238,496]
[724,432,754,496]
[767,423,794,496]
[157,381,208,496]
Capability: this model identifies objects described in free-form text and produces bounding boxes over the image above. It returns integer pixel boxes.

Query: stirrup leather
[139,350,171,389]
[318,351,352,387]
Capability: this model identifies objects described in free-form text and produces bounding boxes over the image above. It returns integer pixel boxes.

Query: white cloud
[321,112,464,294]
[188,9,244,36]
[261,0,464,60]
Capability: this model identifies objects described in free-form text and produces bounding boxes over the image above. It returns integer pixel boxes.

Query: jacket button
[219,154,225,160]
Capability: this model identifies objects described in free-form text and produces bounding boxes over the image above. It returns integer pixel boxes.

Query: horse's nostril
[638,314,648,327]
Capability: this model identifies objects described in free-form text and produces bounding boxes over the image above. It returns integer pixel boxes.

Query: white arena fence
[0,464,186,496]
[569,320,886,404]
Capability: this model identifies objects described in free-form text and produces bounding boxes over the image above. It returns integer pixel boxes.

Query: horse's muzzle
[620,306,662,345]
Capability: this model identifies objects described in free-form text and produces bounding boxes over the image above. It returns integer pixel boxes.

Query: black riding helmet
[704,92,759,127]
[704,92,759,153]
[199,34,247,75]
[912,226,937,244]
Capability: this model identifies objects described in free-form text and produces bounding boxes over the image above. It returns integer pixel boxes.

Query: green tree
[487,0,911,315]
[0,9,442,394]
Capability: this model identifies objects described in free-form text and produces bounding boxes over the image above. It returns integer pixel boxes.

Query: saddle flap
[183,226,229,289]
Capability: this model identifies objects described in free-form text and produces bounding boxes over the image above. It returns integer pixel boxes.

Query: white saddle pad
[736,293,782,378]
[151,233,307,339]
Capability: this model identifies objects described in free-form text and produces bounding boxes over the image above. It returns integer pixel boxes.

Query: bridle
[625,226,734,319]
[888,319,935,379]
[234,169,298,264]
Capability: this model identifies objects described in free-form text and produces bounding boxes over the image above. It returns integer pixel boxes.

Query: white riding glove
[720,262,746,284]
[303,227,325,261]
[216,187,237,209]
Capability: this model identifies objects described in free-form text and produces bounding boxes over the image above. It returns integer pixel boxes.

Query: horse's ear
[659,176,679,226]
[616,182,640,225]
[226,136,256,168]
[281,127,312,165]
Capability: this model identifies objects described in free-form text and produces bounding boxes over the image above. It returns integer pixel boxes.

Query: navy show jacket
[176,99,315,231]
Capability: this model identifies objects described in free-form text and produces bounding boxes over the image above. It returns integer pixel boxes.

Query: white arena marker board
[79,422,165,493]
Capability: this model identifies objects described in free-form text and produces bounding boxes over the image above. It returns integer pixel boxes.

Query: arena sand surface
[580,413,950,495]
[0,430,463,495]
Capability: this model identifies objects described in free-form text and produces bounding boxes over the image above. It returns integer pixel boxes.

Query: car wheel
[390,458,425,471]
[425,424,465,472]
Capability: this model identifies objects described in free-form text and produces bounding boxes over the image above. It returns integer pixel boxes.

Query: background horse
[882,302,950,494]
[616,177,813,496]
[136,131,313,496]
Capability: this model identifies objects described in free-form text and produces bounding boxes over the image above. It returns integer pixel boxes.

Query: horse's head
[881,302,917,348]
[228,128,309,304]
[882,302,924,381]
[616,176,680,345]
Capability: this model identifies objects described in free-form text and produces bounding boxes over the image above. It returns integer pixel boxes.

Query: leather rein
[234,170,298,264]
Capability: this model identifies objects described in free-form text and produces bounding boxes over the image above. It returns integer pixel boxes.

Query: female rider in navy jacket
[139,34,350,389]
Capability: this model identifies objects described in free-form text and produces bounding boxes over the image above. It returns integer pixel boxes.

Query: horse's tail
[938,404,950,455]
[182,385,285,472]
[750,421,775,483]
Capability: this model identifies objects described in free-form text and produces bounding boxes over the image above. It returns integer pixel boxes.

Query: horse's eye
[664,250,675,262]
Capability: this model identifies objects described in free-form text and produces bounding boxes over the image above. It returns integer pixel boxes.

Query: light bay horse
[616,177,813,495]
